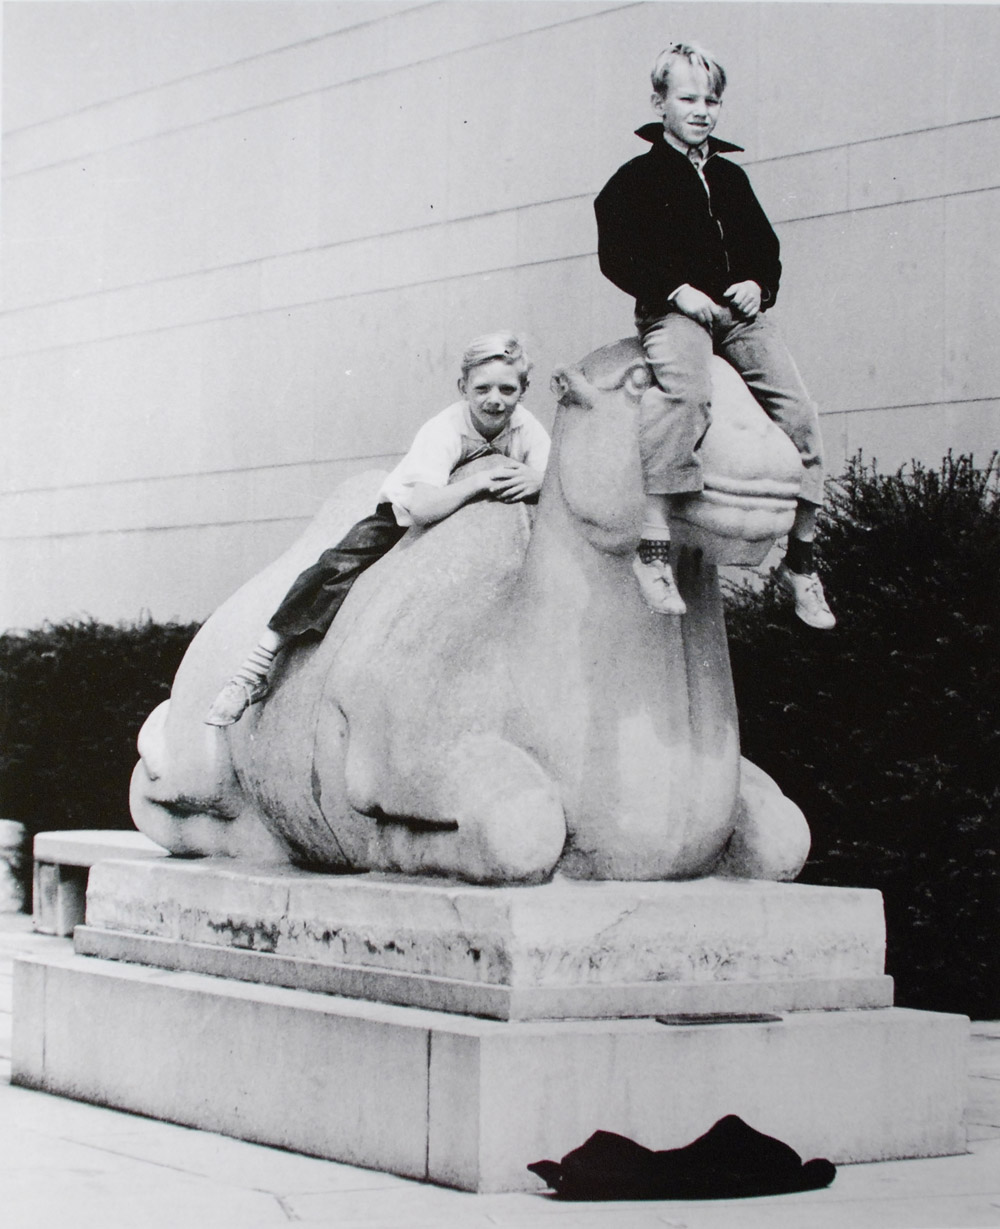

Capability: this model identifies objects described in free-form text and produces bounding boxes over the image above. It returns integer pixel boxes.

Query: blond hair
[651,42,726,98]
[460,332,532,392]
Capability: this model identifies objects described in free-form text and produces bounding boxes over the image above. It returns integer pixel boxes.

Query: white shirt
[377,399,551,527]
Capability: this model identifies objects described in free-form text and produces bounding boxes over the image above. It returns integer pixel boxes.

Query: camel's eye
[624,364,652,395]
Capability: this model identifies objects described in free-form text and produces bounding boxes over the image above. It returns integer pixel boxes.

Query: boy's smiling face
[460,359,523,440]
[652,60,721,149]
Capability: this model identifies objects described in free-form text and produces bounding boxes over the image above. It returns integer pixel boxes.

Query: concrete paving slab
[482,1212,688,1229]
[608,1195,1000,1229]
[66,1127,414,1195]
[811,1143,1000,1200]
[0,1120,303,1229]
[0,1082,411,1192]
[284,1183,527,1226]
[2,1172,299,1229]
[481,1210,705,1229]
[478,1200,1000,1229]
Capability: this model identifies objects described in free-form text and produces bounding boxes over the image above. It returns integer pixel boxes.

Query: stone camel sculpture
[131,337,811,884]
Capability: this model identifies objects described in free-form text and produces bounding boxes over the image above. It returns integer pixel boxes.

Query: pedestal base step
[74,923,892,1020]
[13,949,968,1193]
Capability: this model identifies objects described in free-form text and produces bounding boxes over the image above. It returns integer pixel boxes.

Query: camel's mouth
[698,471,801,513]
[671,473,801,565]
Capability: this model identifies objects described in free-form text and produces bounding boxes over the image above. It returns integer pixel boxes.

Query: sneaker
[632,555,687,616]
[776,563,836,629]
[204,677,270,727]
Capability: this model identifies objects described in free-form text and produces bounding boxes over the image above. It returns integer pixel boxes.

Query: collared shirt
[377,399,551,526]
[662,129,711,197]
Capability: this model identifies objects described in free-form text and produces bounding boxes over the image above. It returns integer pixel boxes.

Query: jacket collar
[634,121,744,159]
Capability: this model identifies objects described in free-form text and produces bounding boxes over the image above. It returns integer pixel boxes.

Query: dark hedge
[726,453,1000,1019]
[0,617,201,899]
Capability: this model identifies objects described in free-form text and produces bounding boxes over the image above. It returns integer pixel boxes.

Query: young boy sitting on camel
[594,41,835,628]
[206,331,550,726]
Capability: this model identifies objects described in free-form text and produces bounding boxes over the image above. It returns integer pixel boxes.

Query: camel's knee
[440,736,566,882]
[716,758,811,881]
[365,735,566,884]
[130,758,289,862]
[469,782,566,884]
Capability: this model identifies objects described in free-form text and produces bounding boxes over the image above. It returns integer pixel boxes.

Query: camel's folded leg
[359,733,566,885]
[714,757,811,881]
[130,700,290,861]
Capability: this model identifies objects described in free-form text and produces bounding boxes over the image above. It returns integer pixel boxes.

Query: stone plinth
[12,949,968,1193]
[78,859,893,1019]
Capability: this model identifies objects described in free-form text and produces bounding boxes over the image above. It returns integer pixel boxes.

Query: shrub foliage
[727,453,1000,1018]
[0,617,200,893]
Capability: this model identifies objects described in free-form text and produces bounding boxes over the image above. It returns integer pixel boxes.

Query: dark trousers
[267,503,406,640]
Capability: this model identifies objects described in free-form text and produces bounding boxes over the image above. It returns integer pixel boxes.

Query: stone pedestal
[11,859,969,1192]
[77,858,893,1019]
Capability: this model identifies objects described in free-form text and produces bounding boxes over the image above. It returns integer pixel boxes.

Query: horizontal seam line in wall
[1,515,313,543]
[3,1,440,138]
[3,2,635,174]
[0,192,594,319]
[3,454,400,497]
[823,396,999,416]
[753,112,1000,165]
[777,183,997,225]
[0,252,597,359]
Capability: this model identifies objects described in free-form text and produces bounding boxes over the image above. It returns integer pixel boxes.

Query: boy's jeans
[268,504,406,640]
[636,306,825,506]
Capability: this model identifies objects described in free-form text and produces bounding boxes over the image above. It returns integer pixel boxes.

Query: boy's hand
[671,285,723,329]
[483,460,543,503]
[724,280,762,319]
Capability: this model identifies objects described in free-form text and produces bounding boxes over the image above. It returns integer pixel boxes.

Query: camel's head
[546,342,657,554]
[553,338,803,566]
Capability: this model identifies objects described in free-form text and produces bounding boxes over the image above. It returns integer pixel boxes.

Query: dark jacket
[594,123,782,318]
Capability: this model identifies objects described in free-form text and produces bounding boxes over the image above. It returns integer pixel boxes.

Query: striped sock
[638,538,672,565]
[232,643,278,688]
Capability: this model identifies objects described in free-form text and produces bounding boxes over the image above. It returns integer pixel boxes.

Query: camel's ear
[550,366,592,409]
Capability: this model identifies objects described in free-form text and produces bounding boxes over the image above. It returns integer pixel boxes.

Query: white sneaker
[776,563,836,629]
[204,677,270,727]
[632,555,687,616]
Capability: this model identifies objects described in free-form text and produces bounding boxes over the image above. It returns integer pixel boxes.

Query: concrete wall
[2,1,998,630]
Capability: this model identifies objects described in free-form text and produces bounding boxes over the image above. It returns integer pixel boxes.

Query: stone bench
[33,830,168,936]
